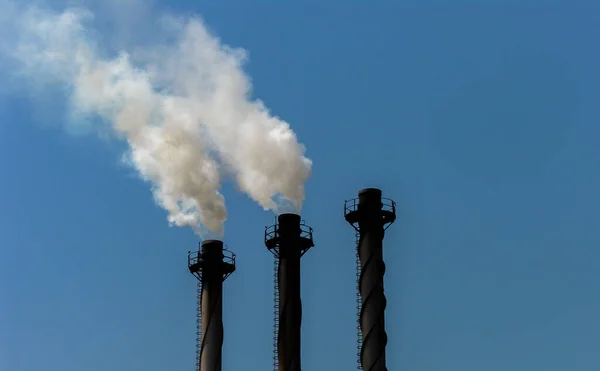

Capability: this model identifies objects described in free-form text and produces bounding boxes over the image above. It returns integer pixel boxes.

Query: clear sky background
[2,1,600,371]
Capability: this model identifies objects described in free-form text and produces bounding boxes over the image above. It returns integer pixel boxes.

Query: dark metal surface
[265,213,314,371]
[345,189,396,371]
[188,240,236,371]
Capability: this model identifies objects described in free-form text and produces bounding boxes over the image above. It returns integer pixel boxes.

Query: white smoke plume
[0,2,312,236]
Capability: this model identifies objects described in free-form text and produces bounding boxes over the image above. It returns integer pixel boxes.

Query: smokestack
[265,213,314,371]
[188,240,236,371]
[344,188,396,371]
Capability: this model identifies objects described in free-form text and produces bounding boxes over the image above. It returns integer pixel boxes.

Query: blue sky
[2,1,600,371]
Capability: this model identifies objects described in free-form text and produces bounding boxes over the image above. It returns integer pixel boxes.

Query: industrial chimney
[344,188,396,371]
[265,213,315,371]
[188,240,236,371]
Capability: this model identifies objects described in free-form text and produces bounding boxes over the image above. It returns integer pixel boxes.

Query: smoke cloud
[0,2,312,236]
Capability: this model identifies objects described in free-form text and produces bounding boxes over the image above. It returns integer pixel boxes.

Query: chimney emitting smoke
[265,213,314,371]
[188,240,236,371]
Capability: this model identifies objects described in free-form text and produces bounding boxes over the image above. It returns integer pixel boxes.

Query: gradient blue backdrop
[2,1,600,370]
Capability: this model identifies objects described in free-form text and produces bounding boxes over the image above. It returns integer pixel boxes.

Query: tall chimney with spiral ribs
[188,240,236,371]
[265,213,314,371]
[345,188,396,371]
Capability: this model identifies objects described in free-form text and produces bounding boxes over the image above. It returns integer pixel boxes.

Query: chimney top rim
[201,239,224,248]
[358,188,382,197]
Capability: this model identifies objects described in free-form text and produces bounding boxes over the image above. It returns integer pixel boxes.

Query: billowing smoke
[1,3,312,236]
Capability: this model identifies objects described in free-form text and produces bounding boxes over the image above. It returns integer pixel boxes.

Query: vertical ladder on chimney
[355,230,363,370]
[195,279,203,371]
[273,256,280,371]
